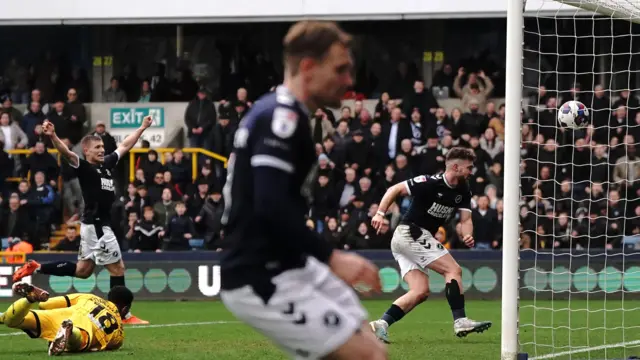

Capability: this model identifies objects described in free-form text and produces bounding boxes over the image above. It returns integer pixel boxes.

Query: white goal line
[0,320,239,338]
[529,339,640,360]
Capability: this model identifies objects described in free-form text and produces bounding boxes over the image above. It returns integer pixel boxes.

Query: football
[557,100,590,129]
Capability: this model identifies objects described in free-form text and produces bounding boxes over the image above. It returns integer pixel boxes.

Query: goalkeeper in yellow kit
[1,282,133,356]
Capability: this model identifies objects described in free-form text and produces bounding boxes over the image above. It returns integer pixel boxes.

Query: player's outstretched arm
[43,120,79,168]
[115,115,153,156]
[372,182,409,232]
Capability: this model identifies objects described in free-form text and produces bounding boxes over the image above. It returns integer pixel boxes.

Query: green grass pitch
[1,299,639,359]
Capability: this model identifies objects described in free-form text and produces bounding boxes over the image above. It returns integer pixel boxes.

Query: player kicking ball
[1,282,132,356]
[369,147,492,343]
[13,116,152,325]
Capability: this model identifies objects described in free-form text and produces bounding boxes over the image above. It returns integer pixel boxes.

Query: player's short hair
[445,147,477,163]
[175,201,185,208]
[107,286,134,309]
[283,21,352,75]
[80,134,102,149]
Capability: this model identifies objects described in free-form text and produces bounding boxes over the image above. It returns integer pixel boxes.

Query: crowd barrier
[2,250,639,301]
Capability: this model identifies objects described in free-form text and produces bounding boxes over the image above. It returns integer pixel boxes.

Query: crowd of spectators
[2,60,640,253]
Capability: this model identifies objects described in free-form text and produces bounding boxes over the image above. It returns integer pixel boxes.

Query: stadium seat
[189,239,205,249]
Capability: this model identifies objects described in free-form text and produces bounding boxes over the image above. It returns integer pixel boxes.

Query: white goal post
[503,1,640,360]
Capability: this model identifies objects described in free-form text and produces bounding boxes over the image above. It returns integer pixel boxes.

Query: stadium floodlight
[504,1,640,359]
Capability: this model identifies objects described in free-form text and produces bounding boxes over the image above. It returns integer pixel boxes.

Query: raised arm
[43,120,80,168]
[115,115,153,156]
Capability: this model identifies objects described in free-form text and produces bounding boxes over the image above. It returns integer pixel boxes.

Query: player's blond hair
[283,21,352,76]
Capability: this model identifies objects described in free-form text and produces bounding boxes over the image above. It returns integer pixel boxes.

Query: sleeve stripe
[460,208,472,212]
[403,181,412,195]
[114,149,123,161]
[68,152,80,169]
[251,154,295,174]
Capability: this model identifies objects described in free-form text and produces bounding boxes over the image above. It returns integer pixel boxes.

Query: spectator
[374,92,391,121]
[408,108,427,148]
[30,171,56,249]
[310,174,337,233]
[310,108,334,144]
[194,190,224,250]
[1,195,30,240]
[22,141,59,184]
[432,64,455,97]
[345,129,372,177]
[185,88,217,148]
[153,188,177,229]
[402,80,439,121]
[26,89,50,115]
[162,202,195,251]
[4,57,30,104]
[65,88,87,145]
[323,217,346,249]
[148,172,166,204]
[90,121,118,155]
[51,227,80,252]
[139,150,165,184]
[60,138,83,221]
[346,221,372,250]
[22,102,46,142]
[131,207,163,252]
[187,180,209,218]
[138,80,152,103]
[211,112,236,159]
[103,77,127,102]
[0,111,29,154]
[472,195,499,250]
[167,149,190,194]
[453,68,494,113]
[46,99,71,141]
[132,185,152,216]
[381,108,412,164]
[480,127,504,160]
[1,96,24,124]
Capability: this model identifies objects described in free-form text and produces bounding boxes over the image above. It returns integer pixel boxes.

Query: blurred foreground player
[219,21,387,360]
[2,282,131,356]
[13,117,151,325]
[370,148,492,342]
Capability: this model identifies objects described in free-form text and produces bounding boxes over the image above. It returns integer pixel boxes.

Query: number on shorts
[89,305,119,335]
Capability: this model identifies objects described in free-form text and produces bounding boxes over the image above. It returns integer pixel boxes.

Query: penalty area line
[529,339,640,359]
[0,320,239,337]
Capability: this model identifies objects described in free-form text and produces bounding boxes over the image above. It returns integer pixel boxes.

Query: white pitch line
[530,339,640,359]
[0,320,239,338]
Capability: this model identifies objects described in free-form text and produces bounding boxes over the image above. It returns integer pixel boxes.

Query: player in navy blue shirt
[370,147,492,342]
[13,116,153,325]
[219,21,386,360]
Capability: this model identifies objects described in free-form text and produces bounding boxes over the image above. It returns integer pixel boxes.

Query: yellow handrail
[128,148,228,183]
[6,149,62,184]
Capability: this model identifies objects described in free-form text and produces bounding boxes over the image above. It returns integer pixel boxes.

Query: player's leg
[2,282,49,332]
[12,223,100,282]
[370,258,429,343]
[99,226,148,325]
[48,319,89,356]
[370,224,430,342]
[428,254,492,337]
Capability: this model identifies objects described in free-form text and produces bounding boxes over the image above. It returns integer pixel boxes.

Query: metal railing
[6,149,62,185]
[128,148,228,183]
[6,147,228,185]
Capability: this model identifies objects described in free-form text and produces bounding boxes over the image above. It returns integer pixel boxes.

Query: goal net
[503,1,640,359]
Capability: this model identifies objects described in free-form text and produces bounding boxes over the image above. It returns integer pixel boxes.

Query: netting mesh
[519,1,640,359]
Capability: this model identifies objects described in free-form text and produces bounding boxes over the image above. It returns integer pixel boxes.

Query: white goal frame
[502,1,640,359]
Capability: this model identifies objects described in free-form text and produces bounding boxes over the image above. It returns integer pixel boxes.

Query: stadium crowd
[1,62,640,252]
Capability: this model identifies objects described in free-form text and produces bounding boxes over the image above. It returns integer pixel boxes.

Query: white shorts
[391,224,449,279]
[79,223,122,266]
[220,257,367,360]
